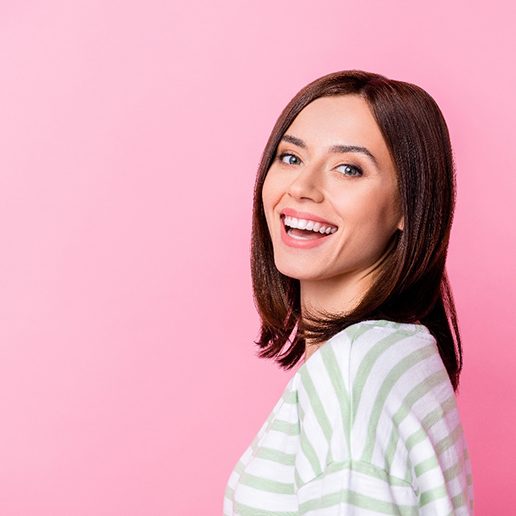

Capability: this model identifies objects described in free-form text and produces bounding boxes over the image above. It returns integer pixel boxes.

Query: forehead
[285,95,391,165]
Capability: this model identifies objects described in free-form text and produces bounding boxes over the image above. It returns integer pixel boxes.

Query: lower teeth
[287,227,328,239]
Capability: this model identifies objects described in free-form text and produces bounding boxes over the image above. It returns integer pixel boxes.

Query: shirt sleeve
[296,458,418,514]
[294,323,474,515]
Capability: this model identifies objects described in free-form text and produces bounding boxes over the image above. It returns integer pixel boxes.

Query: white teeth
[284,215,337,234]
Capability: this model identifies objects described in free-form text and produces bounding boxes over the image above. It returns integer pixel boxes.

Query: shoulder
[294,320,473,512]
[294,319,444,483]
[299,319,457,449]
[295,319,451,464]
[297,319,446,417]
[345,320,444,403]
[295,319,441,430]
[297,319,439,399]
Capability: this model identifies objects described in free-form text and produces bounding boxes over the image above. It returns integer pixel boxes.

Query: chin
[274,262,327,281]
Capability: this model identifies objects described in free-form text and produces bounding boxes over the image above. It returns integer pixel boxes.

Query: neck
[300,270,372,318]
[300,269,375,362]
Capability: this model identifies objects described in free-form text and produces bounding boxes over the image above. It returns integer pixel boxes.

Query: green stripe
[414,423,462,478]
[239,471,295,494]
[352,330,419,423]
[347,320,382,341]
[270,419,299,436]
[321,459,416,487]
[255,446,296,466]
[297,460,415,493]
[321,343,352,455]
[299,364,332,444]
[405,401,456,454]
[442,459,463,484]
[224,484,234,500]
[230,394,297,502]
[294,469,303,491]
[298,463,419,516]
[361,345,436,463]
[419,484,448,506]
[435,423,462,457]
[399,442,415,484]
[299,427,322,478]
[419,483,468,508]
[384,369,449,471]
[283,388,297,404]
[251,403,285,450]
[414,455,439,477]
[451,492,468,509]
[234,500,298,516]
[234,459,245,475]
[420,394,457,431]
[369,320,391,327]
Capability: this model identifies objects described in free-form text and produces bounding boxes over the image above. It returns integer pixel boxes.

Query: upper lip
[280,208,338,227]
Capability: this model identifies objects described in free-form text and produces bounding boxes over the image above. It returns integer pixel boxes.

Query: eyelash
[276,152,363,177]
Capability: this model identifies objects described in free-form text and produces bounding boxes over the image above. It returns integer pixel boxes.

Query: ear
[397,215,404,232]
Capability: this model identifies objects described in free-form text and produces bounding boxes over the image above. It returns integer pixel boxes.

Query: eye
[336,164,363,177]
[277,152,301,166]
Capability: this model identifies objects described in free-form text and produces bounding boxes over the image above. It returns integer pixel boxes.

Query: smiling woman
[262,94,404,330]
[223,70,474,515]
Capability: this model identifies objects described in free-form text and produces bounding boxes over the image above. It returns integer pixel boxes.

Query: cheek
[367,183,401,222]
[261,173,278,231]
[261,171,283,211]
[341,191,400,242]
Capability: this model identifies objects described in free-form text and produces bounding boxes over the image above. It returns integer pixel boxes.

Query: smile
[280,214,338,249]
[284,215,338,234]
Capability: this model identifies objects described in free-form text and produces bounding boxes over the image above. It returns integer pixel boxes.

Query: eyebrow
[280,134,378,167]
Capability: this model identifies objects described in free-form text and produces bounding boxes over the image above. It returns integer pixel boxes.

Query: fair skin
[261,94,404,361]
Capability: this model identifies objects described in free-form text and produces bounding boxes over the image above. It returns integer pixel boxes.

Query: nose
[286,162,324,202]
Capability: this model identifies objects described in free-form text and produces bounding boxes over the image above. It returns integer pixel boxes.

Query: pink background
[0,1,514,514]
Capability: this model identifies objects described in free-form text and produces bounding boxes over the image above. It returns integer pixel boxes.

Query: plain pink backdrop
[0,1,514,514]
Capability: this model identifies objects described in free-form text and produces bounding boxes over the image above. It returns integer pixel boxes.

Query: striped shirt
[223,319,474,515]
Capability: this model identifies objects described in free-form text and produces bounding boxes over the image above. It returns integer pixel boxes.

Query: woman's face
[262,94,403,284]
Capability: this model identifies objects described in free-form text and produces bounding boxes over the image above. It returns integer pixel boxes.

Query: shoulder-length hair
[250,70,464,392]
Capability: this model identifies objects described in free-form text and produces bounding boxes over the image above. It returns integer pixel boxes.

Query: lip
[279,214,336,249]
[280,208,338,228]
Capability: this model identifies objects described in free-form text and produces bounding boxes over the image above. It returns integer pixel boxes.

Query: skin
[261,94,404,361]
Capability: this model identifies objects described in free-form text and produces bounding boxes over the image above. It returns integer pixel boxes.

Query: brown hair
[250,70,463,392]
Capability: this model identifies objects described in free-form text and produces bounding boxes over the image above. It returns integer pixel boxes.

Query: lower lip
[280,218,337,249]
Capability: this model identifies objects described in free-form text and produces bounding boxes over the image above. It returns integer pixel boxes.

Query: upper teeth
[284,216,338,234]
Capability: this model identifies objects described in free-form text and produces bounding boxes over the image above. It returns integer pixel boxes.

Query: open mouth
[281,214,338,240]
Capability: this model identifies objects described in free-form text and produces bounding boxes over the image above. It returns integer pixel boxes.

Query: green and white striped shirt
[223,319,474,515]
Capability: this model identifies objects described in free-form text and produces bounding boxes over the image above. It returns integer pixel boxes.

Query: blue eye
[276,151,363,177]
[337,164,363,177]
[277,152,300,165]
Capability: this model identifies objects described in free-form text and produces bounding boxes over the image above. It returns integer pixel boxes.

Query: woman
[223,70,474,515]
